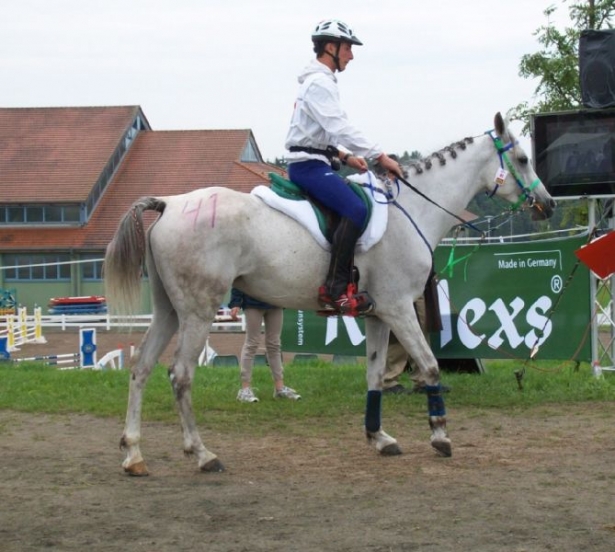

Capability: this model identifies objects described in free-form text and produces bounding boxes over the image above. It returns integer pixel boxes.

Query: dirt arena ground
[2,330,615,551]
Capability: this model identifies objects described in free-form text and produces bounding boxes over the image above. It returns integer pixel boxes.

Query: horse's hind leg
[121,310,179,476]
[120,246,182,475]
[169,315,224,473]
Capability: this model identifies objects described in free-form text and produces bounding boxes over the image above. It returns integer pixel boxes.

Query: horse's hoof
[431,439,452,457]
[380,443,403,456]
[124,461,149,476]
[200,458,225,473]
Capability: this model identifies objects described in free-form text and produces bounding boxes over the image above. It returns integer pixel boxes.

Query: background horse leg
[169,315,224,473]
[364,317,401,456]
[121,310,179,475]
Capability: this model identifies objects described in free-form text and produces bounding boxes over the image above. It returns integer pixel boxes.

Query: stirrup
[317,284,375,317]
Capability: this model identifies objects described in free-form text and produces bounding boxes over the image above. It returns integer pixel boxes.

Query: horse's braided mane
[405,137,475,175]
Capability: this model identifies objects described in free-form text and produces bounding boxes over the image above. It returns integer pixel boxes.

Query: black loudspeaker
[579,29,615,109]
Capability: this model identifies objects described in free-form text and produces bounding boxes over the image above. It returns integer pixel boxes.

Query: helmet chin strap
[324,42,342,71]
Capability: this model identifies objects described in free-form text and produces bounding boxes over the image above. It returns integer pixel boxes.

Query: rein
[394,173,483,235]
[359,130,543,278]
[360,174,435,256]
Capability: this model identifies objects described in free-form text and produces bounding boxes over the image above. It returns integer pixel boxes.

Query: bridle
[486,130,541,211]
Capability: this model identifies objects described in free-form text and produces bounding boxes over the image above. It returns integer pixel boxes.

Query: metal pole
[589,199,599,369]
[610,209,615,367]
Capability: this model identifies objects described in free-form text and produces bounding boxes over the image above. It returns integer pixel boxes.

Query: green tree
[400,150,422,164]
[269,156,288,171]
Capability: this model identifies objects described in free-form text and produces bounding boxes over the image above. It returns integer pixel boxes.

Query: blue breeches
[288,160,368,229]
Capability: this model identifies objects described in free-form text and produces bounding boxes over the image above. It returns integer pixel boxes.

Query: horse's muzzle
[531,198,556,221]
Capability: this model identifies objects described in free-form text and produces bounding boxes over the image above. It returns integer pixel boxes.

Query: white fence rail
[2,310,246,333]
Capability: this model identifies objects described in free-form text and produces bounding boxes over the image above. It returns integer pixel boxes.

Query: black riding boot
[318,217,375,315]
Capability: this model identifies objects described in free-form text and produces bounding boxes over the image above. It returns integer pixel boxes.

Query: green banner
[281,234,591,361]
[283,309,368,356]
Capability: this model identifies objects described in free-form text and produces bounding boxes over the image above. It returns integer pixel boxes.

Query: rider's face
[336,42,354,71]
[325,41,354,72]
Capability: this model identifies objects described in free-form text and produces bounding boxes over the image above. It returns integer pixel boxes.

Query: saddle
[258,172,386,317]
[267,172,373,242]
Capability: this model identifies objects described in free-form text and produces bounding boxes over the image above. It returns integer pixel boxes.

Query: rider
[285,19,401,316]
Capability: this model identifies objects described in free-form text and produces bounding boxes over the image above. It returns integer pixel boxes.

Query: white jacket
[284,59,382,164]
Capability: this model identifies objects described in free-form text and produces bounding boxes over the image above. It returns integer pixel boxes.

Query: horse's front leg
[387,311,452,458]
[364,317,402,456]
[414,349,452,458]
[425,382,451,457]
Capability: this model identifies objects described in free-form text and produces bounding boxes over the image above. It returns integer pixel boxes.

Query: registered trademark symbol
[551,275,563,293]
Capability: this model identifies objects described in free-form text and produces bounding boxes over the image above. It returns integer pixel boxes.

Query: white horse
[104,112,555,475]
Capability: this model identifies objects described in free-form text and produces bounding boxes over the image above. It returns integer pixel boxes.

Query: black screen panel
[532,109,615,197]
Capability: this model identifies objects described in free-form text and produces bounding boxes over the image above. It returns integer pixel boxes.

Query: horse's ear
[494,112,505,136]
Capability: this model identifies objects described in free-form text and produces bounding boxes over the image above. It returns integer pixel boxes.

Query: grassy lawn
[1,358,613,437]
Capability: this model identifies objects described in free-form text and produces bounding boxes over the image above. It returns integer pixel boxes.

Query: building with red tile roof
[0,106,283,310]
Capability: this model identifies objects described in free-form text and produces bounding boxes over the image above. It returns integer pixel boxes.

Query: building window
[0,204,84,225]
[46,206,63,222]
[63,205,81,223]
[81,254,104,281]
[240,137,262,163]
[3,254,72,281]
[7,206,25,223]
[27,207,44,223]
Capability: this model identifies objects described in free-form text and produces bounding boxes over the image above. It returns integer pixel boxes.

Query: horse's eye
[517,155,529,165]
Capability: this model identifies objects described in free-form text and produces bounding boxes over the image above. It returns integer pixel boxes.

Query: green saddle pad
[268,172,372,239]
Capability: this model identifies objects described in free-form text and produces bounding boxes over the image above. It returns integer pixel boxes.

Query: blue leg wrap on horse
[425,384,446,417]
[365,390,382,432]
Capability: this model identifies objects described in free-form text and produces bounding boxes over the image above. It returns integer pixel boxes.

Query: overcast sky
[1,0,571,161]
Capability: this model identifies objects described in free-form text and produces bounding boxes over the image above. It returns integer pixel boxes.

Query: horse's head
[487,112,556,221]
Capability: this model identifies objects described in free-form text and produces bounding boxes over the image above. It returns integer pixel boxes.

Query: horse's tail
[104,197,166,316]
